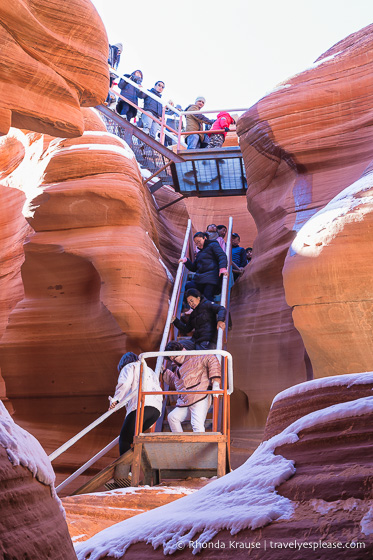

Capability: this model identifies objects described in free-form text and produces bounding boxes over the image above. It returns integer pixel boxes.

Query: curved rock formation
[74,374,373,560]
[0,0,109,136]
[231,23,373,427]
[0,401,76,559]
[283,162,373,378]
[0,110,189,490]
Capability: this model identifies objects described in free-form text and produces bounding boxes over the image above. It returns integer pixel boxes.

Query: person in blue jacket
[116,69,145,121]
[142,81,165,139]
[180,231,228,301]
[231,233,248,281]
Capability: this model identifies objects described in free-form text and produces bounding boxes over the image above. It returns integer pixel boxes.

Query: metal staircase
[49,218,235,495]
[97,104,184,191]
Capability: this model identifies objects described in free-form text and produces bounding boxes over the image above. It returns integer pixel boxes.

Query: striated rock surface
[74,374,373,560]
[0,110,189,490]
[0,401,76,559]
[283,162,373,378]
[231,23,373,427]
[184,195,257,250]
[0,0,109,137]
[64,480,209,544]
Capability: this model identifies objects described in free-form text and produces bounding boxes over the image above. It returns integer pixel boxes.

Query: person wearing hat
[185,97,214,149]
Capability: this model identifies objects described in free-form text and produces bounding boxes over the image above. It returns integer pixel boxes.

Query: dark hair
[217,225,227,230]
[165,341,184,352]
[186,288,202,300]
[156,81,165,87]
[117,352,139,372]
[232,233,240,238]
[193,231,208,239]
[246,247,253,251]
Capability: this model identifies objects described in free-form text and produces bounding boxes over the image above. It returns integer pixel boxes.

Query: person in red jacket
[208,112,235,148]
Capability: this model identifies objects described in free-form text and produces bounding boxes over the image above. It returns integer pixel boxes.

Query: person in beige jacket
[163,341,221,432]
[185,96,214,149]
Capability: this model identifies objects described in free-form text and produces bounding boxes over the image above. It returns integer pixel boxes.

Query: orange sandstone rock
[232,23,373,427]
[0,0,109,137]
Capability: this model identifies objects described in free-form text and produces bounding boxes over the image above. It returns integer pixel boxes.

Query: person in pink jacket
[208,112,235,149]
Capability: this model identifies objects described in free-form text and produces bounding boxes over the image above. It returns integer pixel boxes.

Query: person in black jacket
[180,231,228,301]
[116,69,145,121]
[142,81,165,138]
[172,289,226,350]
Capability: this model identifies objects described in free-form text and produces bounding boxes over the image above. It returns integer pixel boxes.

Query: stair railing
[49,220,193,490]
[109,71,251,150]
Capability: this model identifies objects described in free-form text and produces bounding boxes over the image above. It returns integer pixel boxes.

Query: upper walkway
[96,73,249,200]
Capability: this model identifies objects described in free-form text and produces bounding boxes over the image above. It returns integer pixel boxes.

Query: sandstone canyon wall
[231,23,373,428]
[0,0,189,493]
[0,109,189,491]
[0,0,109,136]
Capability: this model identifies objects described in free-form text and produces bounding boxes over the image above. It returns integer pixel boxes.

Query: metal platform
[171,147,247,197]
[132,432,229,486]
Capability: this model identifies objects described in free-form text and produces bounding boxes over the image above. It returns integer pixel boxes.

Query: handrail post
[134,361,143,437]
[177,114,183,151]
[223,356,228,435]
[160,105,166,145]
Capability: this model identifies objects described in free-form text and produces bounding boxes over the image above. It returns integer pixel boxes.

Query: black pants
[116,100,137,121]
[119,406,160,455]
[185,280,216,302]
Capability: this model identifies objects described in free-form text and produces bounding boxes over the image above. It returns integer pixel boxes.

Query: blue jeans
[186,133,209,149]
[142,113,160,139]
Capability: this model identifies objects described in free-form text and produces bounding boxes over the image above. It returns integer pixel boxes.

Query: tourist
[208,112,235,149]
[163,341,221,433]
[185,97,214,149]
[246,247,253,262]
[171,288,226,350]
[108,352,163,458]
[217,225,227,251]
[116,70,145,121]
[142,81,165,139]
[180,231,228,301]
[231,233,248,280]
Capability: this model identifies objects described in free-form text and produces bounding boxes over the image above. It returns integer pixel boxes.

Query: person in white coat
[109,352,163,456]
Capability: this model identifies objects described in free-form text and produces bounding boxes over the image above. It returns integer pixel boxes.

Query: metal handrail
[49,220,194,489]
[55,436,119,493]
[154,219,192,376]
[135,349,234,439]
[49,401,126,461]
[217,217,233,349]
[110,72,250,149]
[111,88,185,147]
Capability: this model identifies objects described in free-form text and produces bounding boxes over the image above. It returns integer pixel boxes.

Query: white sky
[91,0,372,113]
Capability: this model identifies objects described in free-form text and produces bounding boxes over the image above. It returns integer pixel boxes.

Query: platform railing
[108,71,250,150]
[135,349,234,440]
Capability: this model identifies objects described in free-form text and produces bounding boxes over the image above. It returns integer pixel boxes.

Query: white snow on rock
[290,169,373,258]
[272,372,373,407]
[75,396,373,559]
[311,497,361,515]
[361,505,373,536]
[0,400,64,514]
